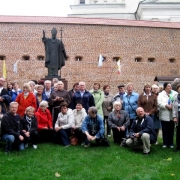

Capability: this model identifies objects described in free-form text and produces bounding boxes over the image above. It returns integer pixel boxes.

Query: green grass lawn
[0,137,179,180]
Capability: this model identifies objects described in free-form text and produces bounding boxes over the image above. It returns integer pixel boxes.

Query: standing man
[113,84,126,105]
[71,82,95,113]
[43,80,53,101]
[126,107,157,155]
[82,106,110,147]
[1,102,24,153]
[0,78,12,113]
[42,27,67,76]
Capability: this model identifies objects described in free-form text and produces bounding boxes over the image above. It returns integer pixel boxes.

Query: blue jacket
[129,115,157,143]
[71,90,95,113]
[123,92,139,119]
[11,89,22,101]
[82,114,104,139]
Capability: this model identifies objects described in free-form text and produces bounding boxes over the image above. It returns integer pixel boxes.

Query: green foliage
[0,138,180,180]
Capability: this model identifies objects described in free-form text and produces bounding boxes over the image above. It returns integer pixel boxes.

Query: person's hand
[55,127,61,132]
[43,127,48,130]
[166,104,172,110]
[107,107,111,111]
[49,127,53,130]
[59,97,64,101]
[22,130,26,133]
[25,132,30,137]
[91,136,96,141]
[72,126,76,130]
[87,134,94,141]
[19,135,24,141]
[117,127,121,131]
[174,117,178,123]
[135,133,140,138]
[0,97,3,102]
[120,126,125,131]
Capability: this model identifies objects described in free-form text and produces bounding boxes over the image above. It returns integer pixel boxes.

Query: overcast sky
[0,0,74,17]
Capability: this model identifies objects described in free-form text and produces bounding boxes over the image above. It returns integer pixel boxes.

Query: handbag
[70,136,79,146]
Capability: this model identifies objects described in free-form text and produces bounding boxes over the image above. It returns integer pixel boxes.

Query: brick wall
[0,22,180,94]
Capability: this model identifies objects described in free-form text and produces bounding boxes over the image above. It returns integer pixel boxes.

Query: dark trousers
[56,128,71,146]
[161,120,174,146]
[112,128,126,144]
[128,119,134,131]
[176,125,180,150]
[38,129,54,143]
[23,131,39,145]
[104,116,111,135]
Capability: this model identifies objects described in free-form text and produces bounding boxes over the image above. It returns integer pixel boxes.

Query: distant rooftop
[0,15,180,29]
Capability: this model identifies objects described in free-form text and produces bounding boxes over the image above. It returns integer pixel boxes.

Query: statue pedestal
[41,76,68,90]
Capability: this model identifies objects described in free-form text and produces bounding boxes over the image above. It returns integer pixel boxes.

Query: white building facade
[68,0,180,22]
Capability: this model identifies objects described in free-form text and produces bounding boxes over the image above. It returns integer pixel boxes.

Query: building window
[113,57,120,62]
[37,55,44,60]
[94,0,98,3]
[22,55,30,60]
[0,55,6,60]
[80,0,85,4]
[75,56,83,61]
[148,57,155,62]
[169,58,176,63]
[135,57,142,62]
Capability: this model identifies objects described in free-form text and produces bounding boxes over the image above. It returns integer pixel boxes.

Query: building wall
[0,22,180,94]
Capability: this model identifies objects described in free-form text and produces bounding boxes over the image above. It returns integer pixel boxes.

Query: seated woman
[72,101,87,144]
[108,101,130,145]
[35,101,53,142]
[54,102,74,147]
[21,106,39,149]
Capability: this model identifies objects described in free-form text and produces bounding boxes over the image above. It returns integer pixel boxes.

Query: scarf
[26,116,32,131]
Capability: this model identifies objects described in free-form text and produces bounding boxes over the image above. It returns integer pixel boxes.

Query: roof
[0,15,180,29]
[154,76,180,81]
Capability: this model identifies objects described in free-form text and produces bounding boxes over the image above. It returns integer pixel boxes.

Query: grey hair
[28,81,35,87]
[39,100,48,107]
[44,80,51,84]
[10,101,19,107]
[152,84,159,90]
[88,106,97,114]
[113,101,122,109]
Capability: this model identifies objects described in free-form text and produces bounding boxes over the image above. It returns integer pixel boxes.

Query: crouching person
[108,101,130,145]
[54,102,74,147]
[21,106,39,149]
[82,106,110,147]
[126,107,157,155]
[1,102,24,153]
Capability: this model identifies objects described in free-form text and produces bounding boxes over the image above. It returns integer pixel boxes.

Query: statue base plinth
[41,76,68,90]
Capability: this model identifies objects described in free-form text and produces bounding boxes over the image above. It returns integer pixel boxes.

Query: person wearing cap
[72,100,87,144]
[113,84,126,105]
[54,102,74,147]
[82,106,110,147]
[0,78,12,113]
[35,100,53,142]
[158,82,177,148]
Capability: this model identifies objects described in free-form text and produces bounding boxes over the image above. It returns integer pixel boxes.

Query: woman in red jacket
[16,83,37,117]
[35,100,53,142]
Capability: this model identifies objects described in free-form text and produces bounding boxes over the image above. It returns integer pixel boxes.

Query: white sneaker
[162,145,167,148]
[25,143,28,148]
[33,145,37,149]
[170,145,174,149]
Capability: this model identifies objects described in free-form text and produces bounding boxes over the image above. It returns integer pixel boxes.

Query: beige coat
[102,93,114,116]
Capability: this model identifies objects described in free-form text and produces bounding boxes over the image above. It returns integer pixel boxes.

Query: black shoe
[173,149,180,152]
[143,152,150,156]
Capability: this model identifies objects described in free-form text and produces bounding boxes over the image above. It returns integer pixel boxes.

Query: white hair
[113,101,122,109]
[39,100,48,107]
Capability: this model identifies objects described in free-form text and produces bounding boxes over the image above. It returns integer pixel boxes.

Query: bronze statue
[42,27,67,76]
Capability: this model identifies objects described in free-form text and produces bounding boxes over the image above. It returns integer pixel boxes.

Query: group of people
[0,77,180,155]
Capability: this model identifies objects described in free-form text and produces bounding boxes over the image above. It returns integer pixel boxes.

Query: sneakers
[170,145,174,149]
[33,145,37,149]
[155,142,158,145]
[162,145,167,148]
[143,152,150,156]
[84,143,90,148]
[107,135,111,138]
[25,143,28,148]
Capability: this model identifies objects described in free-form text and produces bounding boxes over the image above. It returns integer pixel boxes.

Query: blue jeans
[2,134,24,152]
[56,128,71,146]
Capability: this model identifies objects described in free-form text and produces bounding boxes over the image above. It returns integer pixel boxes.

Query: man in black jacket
[0,78,12,113]
[126,107,157,155]
[1,102,24,153]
